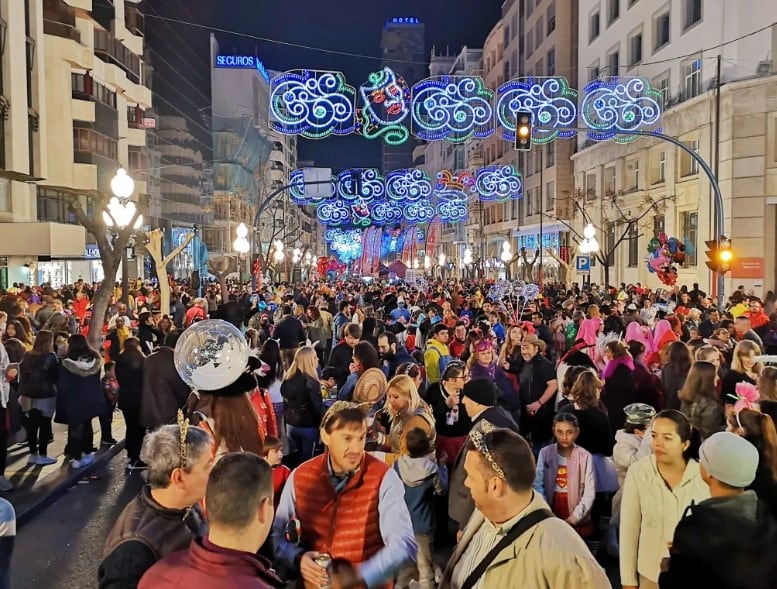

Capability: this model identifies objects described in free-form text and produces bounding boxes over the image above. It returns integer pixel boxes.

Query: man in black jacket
[274,305,306,371]
[140,332,190,431]
[659,432,777,589]
[376,331,414,378]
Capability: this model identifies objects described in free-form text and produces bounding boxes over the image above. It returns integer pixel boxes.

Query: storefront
[37,245,104,288]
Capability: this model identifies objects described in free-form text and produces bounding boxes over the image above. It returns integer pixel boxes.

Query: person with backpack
[423,324,452,388]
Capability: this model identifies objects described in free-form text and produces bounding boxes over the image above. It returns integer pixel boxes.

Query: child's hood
[396,454,438,487]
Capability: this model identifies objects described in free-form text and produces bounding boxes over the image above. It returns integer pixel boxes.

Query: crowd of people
[1,276,777,588]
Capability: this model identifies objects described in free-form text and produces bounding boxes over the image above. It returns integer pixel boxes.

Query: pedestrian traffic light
[705,236,733,273]
[514,111,533,151]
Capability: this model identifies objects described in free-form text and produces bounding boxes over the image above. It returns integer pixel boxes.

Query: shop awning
[0,222,86,257]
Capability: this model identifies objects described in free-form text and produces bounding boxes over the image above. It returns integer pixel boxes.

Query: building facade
[380,16,426,174]
[573,0,777,293]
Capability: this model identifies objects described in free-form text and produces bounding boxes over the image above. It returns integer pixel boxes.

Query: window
[627,224,639,267]
[526,28,534,56]
[589,61,601,82]
[604,166,616,194]
[680,138,700,176]
[546,48,556,75]
[586,173,597,200]
[546,142,555,167]
[655,10,670,50]
[73,127,118,160]
[658,151,666,182]
[590,11,600,42]
[627,159,640,190]
[605,224,616,266]
[684,58,701,98]
[684,0,702,30]
[629,31,643,66]
[0,180,9,213]
[680,211,698,265]
[654,71,670,107]
[535,151,542,173]
[545,181,555,211]
[653,215,665,239]
[535,19,544,50]
[608,0,620,25]
[527,189,534,216]
[607,48,620,76]
[547,1,556,33]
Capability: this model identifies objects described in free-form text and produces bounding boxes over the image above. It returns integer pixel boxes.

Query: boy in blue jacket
[394,427,447,589]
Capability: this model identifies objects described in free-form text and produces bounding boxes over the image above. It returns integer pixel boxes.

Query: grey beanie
[699,431,759,488]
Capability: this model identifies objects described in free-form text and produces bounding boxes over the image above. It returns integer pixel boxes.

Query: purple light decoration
[411,76,495,143]
[436,199,468,223]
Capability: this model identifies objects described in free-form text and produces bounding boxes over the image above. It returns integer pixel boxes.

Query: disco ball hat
[174,319,250,391]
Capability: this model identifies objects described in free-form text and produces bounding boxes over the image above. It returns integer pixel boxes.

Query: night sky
[147,0,503,168]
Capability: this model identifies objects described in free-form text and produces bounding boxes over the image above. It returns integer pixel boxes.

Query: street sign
[576,255,590,275]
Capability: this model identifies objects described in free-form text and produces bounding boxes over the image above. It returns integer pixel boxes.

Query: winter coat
[394,454,446,535]
[115,353,144,412]
[659,491,777,589]
[601,356,638,434]
[280,372,323,428]
[619,455,710,585]
[18,351,59,400]
[572,406,614,456]
[680,396,724,441]
[139,537,284,589]
[55,354,105,425]
[613,430,642,488]
[273,316,306,350]
[327,342,354,389]
[534,443,596,525]
[140,347,191,430]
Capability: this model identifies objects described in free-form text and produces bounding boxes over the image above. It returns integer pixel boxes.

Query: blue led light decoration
[270,70,356,139]
[403,199,436,225]
[289,169,336,205]
[475,165,524,202]
[411,76,495,143]
[356,67,411,145]
[370,200,404,227]
[436,199,468,223]
[580,77,662,143]
[337,168,385,202]
[317,200,351,226]
[435,170,476,202]
[385,168,432,203]
[496,77,578,144]
[327,229,363,264]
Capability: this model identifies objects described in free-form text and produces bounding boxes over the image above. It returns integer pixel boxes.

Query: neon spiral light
[580,77,662,143]
[270,70,356,139]
[435,170,475,201]
[386,168,432,203]
[327,229,363,263]
[356,67,411,145]
[336,168,385,202]
[436,200,468,222]
[496,77,577,144]
[317,200,351,226]
[403,199,436,224]
[411,76,495,143]
[289,169,335,205]
[370,200,404,227]
[476,165,523,202]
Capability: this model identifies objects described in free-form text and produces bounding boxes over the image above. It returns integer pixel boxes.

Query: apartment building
[573,0,777,292]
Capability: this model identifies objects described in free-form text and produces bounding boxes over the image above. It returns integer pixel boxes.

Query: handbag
[460,509,554,589]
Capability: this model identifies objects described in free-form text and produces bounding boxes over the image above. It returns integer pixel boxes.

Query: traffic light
[350,169,362,197]
[514,111,533,151]
[705,236,733,273]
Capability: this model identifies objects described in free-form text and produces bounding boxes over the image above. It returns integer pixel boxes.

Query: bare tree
[519,248,540,282]
[207,255,238,297]
[546,244,578,285]
[144,228,194,316]
[67,194,142,350]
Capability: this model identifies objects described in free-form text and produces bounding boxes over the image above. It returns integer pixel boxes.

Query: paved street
[11,452,144,588]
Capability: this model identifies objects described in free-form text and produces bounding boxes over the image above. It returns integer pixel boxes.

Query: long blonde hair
[731,340,763,375]
[385,374,424,420]
[283,346,319,382]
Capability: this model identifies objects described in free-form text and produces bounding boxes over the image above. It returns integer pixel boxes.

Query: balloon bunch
[646,232,690,286]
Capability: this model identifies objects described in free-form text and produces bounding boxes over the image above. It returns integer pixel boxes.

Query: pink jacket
[533,443,596,525]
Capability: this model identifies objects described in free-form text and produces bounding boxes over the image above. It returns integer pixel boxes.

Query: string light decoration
[336,168,385,202]
[326,228,363,263]
[475,165,524,202]
[385,168,433,203]
[403,199,436,224]
[435,170,476,202]
[356,67,411,145]
[436,199,468,222]
[496,76,577,144]
[370,200,404,227]
[317,199,351,226]
[270,70,356,139]
[580,77,662,143]
[411,76,495,143]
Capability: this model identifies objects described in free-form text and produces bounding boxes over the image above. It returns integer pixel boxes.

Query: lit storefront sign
[214,55,270,82]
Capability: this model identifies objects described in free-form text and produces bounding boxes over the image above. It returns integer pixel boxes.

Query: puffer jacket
[55,354,104,425]
[280,372,323,428]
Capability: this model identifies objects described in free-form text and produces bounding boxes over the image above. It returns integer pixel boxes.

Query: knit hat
[462,378,498,407]
[623,403,656,426]
[699,431,759,488]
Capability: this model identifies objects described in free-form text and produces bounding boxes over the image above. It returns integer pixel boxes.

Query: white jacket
[612,430,642,488]
[619,455,709,585]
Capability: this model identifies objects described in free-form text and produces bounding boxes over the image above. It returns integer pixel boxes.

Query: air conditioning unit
[757,60,773,76]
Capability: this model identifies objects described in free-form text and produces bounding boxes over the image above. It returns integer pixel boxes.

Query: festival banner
[426,217,440,258]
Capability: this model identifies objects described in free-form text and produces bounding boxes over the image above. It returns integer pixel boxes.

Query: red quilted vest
[293,452,388,566]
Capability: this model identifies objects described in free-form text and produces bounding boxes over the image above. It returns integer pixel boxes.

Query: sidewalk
[0,411,127,526]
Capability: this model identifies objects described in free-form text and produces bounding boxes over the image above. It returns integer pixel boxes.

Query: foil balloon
[174,320,249,391]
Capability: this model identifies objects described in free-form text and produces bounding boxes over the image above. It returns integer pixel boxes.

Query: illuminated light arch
[336,168,385,202]
[370,200,404,227]
[269,70,356,139]
[475,165,523,202]
[436,199,468,223]
[385,168,433,203]
[435,170,476,201]
[356,67,411,145]
[403,199,436,224]
[580,77,663,143]
[496,76,578,144]
[317,200,351,226]
[411,76,495,143]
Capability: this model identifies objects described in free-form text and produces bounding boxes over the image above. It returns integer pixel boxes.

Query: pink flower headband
[729,382,759,429]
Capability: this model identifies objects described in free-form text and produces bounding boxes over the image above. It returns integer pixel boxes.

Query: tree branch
[163,231,194,266]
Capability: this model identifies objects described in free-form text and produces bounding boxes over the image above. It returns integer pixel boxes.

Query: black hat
[462,378,498,407]
[202,357,259,398]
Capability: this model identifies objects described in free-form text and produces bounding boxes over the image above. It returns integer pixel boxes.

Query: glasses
[177,409,189,470]
[468,421,505,480]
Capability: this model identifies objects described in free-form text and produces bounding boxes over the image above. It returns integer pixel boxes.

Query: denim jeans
[286,424,319,466]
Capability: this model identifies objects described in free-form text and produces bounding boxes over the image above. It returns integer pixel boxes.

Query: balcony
[94,29,141,84]
[43,0,80,42]
[124,5,144,37]
[73,127,118,162]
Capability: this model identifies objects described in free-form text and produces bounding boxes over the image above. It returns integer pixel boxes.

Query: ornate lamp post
[103,168,142,304]
[233,222,250,284]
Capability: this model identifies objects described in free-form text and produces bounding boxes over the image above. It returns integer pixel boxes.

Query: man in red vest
[272,402,416,589]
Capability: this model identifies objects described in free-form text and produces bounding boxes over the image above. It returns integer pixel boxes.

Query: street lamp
[272,240,285,282]
[463,246,473,278]
[579,223,600,254]
[500,241,512,280]
[423,255,431,272]
[438,252,446,279]
[104,168,142,304]
[233,222,250,283]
